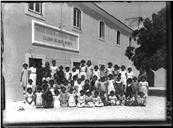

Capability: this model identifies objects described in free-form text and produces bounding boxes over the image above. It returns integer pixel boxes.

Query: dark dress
[42,90,54,108]
[55,70,65,84]
[36,66,44,86]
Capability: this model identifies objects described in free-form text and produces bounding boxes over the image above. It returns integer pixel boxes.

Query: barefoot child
[53,89,61,108]
[24,87,35,108]
[59,87,69,107]
[108,91,118,106]
[77,90,85,107]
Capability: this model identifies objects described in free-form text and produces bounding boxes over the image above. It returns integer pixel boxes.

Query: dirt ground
[3,96,166,125]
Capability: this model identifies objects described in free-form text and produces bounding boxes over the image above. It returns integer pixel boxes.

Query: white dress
[50,66,58,78]
[119,70,127,85]
[21,68,29,88]
[80,66,87,78]
[109,95,117,105]
[86,65,93,79]
[64,71,71,81]
[93,70,100,79]
[24,92,35,108]
[107,79,115,95]
[77,95,85,107]
[35,92,43,107]
[107,67,114,75]
[75,83,83,94]
[54,95,60,108]
[127,71,134,79]
[68,93,76,107]
[72,71,78,79]
[29,67,37,86]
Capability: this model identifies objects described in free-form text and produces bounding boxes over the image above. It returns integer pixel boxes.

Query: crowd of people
[20,59,149,109]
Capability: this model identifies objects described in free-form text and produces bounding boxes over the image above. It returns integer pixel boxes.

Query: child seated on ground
[137,92,147,106]
[138,76,149,97]
[24,87,35,108]
[118,91,126,106]
[92,91,104,107]
[59,87,69,107]
[100,91,109,106]
[125,95,136,106]
[53,89,60,108]
[34,86,43,108]
[77,90,86,107]
[68,88,76,107]
[108,91,118,106]
[85,91,94,107]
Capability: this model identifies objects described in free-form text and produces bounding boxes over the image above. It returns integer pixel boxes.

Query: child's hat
[22,62,28,67]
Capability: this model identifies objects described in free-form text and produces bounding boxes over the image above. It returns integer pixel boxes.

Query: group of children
[20,60,149,109]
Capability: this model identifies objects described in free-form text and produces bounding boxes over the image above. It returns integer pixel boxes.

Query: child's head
[87,60,92,66]
[59,65,63,71]
[72,67,76,72]
[86,91,91,96]
[139,92,145,97]
[65,66,70,72]
[128,67,132,72]
[94,65,98,71]
[77,78,81,84]
[100,76,105,82]
[49,79,54,86]
[85,79,90,84]
[61,86,66,93]
[27,87,32,94]
[108,62,113,68]
[92,75,98,81]
[37,86,42,92]
[45,62,50,67]
[141,76,147,82]
[23,63,28,69]
[108,74,113,80]
[28,79,33,85]
[121,65,126,71]
[69,88,74,94]
[100,65,105,71]
[73,75,78,81]
[52,60,56,66]
[127,78,132,84]
[110,91,115,96]
[80,60,86,66]
[80,90,84,96]
[114,65,119,70]
[81,75,85,81]
[94,91,99,97]
[70,80,74,86]
[54,89,60,96]
[133,76,137,82]
[100,91,105,96]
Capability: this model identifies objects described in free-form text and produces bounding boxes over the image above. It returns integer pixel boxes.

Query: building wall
[2,3,138,102]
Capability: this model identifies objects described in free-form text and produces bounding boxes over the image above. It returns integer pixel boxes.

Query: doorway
[29,58,42,68]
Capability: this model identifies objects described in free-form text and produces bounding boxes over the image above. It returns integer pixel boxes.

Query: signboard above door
[32,20,79,52]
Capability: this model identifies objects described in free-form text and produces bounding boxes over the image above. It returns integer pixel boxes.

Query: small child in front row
[137,92,147,106]
[68,88,76,107]
[108,91,118,106]
[53,89,60,108]
[77,90,85,107]
[92,91,104,107]
[85,91,94,107]
[27,79,36,93]
[24,87,35,108]
[59,87,69,107]
[35,86,43,108]
[118,91,126,106]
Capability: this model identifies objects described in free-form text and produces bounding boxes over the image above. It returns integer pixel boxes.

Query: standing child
[83,79,90,94]
[53,89,60,108]
[86,60,93,80]
[24,87,35,108]
[20,63,29,95]
[108,91,118,106]
[59,87,69,107]
[43,90,54,108]
[56,66,65,85]
[50,60,58,79]
[28,62,37,88]
[85,91,94,107]
[93,65,100,80]
[100,65,106,78]
[27,79,36,93]
[127,66,134,79]
[80,60,87,79]
[64,66,72,82]
[113,65,119,81]
[107,74,115,96]
[75,78,83,95]
[92,91,104,107]
[114,74,123,96]
[68,88,76,107]
[34,86,43,108]
[77,90,86,107]
[106,62,114,76]
[42,62,51,82]
[131,76,139,100]
[126,78,133,98]
[100,91,109,106]
[71,67,78,79]
[119,65,127,92]
[98,76,108,100]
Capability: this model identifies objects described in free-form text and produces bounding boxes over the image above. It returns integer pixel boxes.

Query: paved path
[3,96,166,124]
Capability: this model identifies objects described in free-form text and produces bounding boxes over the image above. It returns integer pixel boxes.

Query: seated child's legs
[77,102,85,107]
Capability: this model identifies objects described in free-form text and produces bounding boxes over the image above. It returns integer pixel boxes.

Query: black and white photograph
[1,1,172,127]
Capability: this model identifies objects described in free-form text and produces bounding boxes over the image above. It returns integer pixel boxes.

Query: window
[99,21,105,39]
[129,37,132,46]
[117,31,120,45]
[73,8,81,29]
[28,3,42,15]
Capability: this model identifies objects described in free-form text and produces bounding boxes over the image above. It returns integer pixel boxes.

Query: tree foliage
[125,7,167,71]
